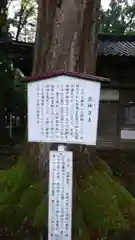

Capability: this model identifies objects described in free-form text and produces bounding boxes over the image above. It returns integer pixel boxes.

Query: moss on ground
[0,158,135,239]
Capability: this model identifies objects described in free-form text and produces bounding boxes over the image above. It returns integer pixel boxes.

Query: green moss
[94,158,113,176]
[72,206,90,239]
[79,169,129,235]
[34,194,48,229]
[16,181,45,218]
[0,157,134,239]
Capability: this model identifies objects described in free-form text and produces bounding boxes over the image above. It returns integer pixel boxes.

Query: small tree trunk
[26,0,101,178]
[15,5,24,41]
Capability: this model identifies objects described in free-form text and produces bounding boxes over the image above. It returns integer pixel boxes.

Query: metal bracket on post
[58,144,67,152]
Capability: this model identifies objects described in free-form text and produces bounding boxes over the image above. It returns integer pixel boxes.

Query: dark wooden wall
[97,99,135,148]
[97,101,119,147]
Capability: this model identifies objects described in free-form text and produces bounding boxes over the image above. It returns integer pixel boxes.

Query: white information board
[28,75,101,145]
[48,150,73,240]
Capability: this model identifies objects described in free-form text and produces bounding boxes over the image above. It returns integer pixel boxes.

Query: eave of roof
[24,71,110,83]
[99,33,135,42]
[1,33,135,57]
[98,34,135,57]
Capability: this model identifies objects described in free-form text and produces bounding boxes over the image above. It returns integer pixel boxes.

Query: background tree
[0,0,13,142]
[8,0,37,42]
[6,0,135,44]
[100,0,135,34]
[0,0,8,38]
[0,0,26,143]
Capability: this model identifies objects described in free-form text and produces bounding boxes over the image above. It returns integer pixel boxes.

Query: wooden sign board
[27,75,101,145]
[48,150,73,240]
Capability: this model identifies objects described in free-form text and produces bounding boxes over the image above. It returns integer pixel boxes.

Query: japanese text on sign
[28,76,100,145]
[48,150,73,240]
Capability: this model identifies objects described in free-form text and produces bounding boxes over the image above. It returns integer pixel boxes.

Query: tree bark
[26,0,101,178]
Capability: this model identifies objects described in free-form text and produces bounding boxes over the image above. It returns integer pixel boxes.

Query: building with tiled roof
[98,34,135,56]
[1,34,135,75]
[1,34,135,148]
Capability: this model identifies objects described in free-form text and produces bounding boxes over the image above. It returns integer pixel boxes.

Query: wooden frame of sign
[25,71,109,240]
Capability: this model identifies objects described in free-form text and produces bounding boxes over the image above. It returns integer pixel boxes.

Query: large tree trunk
[26,0,101,178]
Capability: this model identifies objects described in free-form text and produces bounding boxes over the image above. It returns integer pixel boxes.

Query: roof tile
[98,35,135,56]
